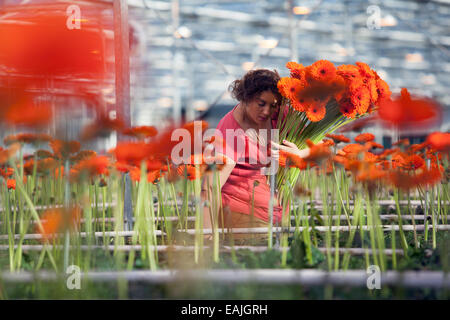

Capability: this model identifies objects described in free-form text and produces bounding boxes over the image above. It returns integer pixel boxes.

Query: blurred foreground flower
[6,179,16,190]
[426,132,450,152]
[37,207,82,241]
[378,88,441,130]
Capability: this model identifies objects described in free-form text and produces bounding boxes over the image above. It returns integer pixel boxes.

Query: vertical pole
[172,0,182,125]
[344,0,354,57]
[114,0,133,232]
[287,0,298,62]
[113,0,131,131]
[268,171,275,249]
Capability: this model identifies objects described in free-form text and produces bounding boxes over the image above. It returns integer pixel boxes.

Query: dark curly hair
[229,69,282,106]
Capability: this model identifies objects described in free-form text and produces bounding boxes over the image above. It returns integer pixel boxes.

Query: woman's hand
[271,139,310,158]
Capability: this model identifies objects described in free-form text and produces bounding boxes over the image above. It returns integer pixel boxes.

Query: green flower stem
[11,162,57,271]
[394,188,409,255]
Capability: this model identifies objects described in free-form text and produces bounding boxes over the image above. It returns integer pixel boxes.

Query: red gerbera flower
[306,103,326,122]
[325,133,350,144]
[307,60,336,82]
[50,140,81,159]
[350,85,371,115]
[375,79,392,104]
[355,133,375,143]
[122,126,158,139]
[286,61,306,80]
[6,179,16,190]
[339,97,357,119]
[337,64,360,80]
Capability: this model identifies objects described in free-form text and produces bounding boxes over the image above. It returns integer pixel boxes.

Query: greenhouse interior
[0,0,449,302]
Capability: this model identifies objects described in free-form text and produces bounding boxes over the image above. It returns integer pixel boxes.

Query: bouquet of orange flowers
[275,60,391,202]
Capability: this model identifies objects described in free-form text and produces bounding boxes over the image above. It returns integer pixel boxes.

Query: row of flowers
[1,124,448,240]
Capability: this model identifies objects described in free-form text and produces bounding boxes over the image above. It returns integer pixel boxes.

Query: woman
[202,69,310,243]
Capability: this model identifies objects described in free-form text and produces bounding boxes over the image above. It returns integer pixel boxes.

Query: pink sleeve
[215,115,246,163]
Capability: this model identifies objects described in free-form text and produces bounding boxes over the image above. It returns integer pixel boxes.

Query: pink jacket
[216,105,284,223]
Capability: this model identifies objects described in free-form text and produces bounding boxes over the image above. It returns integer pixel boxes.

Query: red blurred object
[377,88,442,130]
[0,4,106,82]
[426,132,450,152]
[0,2,114,127]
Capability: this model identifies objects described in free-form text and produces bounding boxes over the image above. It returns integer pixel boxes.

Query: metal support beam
[113,0,133,231]
[171,0,182,124]
[113,0,131,130]
[287,0,298,61]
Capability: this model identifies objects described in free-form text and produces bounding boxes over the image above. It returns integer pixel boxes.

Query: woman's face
[243,91,279,126]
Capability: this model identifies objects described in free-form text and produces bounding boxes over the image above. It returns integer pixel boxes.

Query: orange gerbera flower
[37,207,81,241]
[329,75,347,101]
[342,143,367,155]
[280,150,308,170]
[338,97,357,119]
[401,154,425,171]
[355,162,386,185]
[277,77,304,101]
[409,142,427,153]
[337,64,360,80]
[81,119,124,141]
[355,63,378,103]
[364,152,377,163]
[0,167,14,179]
[37,158,59,174]
[350,86,371,115]
[375,79,392,104]
[322,139,335,147]
[36,149,53,159]
[306,103,326,122]
[286,61,303,70]
[0,143,20,165]
[111,142,152,166]
[290,99,308,112]
[147,169,161,183]
[354,133,375,143]
[356,62,376,79]
[6,179,16,190]
[392,139,410,148]
[37,209,63,240]
[203,154,228,171]
[365,141,384,150]
[425,132,450,152]
[307,60,336,82]
[377,148,397,160]
[70,150,97,163]
[286,61,306,80]
[304,139,332,164]
[71,155,110,179]
[388,165,442,191]
[21,159,34,175]
[114,161,133,173]
[325,133,350,144]
[177,165,198,180]
[122,126,158,139]
[50,140,81,159]
[4,133,52,146]
[128,166,161,183]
